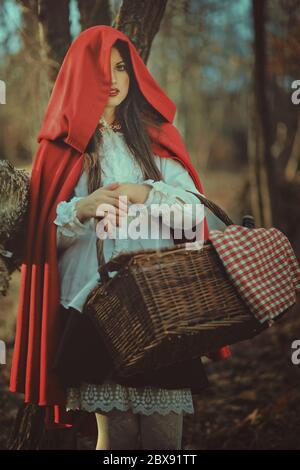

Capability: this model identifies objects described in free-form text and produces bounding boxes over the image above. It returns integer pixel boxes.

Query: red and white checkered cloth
[209,225,300,324]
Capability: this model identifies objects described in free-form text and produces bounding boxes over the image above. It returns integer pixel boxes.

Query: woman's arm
[140,157,205,231]
[143,156,204,208]
[113,158,205,241]
[54,182,125,251]
[114,158,204,211]
[142,160,205,242]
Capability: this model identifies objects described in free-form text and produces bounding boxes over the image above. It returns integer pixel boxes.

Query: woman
[10,25,229,450]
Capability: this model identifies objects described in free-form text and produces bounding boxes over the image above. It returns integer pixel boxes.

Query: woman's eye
[116,64,127,71]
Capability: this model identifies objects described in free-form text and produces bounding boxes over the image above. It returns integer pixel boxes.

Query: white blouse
[53,118,205,416]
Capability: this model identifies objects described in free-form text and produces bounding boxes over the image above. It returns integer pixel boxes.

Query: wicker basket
[83,192,270,378]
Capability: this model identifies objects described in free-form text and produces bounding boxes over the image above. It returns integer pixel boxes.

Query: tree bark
[18,0,72,83]
[285,112,300,181]
[113,0,168,63]
[251,0,281,227]
[7,404,46,450]
[247,94,265,227]
[7,404,84,450]
[77,0,111,31]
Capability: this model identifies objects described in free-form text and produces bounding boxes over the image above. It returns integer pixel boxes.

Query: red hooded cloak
[9,25,230,428]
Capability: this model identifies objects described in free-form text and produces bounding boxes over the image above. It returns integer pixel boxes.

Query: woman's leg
[95,409,140,450]
[139,411,183,450]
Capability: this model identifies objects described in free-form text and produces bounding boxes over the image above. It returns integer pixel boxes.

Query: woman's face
[106,46,130,108]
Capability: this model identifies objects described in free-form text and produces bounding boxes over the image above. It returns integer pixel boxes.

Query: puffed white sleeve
[141,156,205,231]
[54,196,91,251]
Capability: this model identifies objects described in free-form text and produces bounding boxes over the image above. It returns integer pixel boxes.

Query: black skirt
[52,304,209,394]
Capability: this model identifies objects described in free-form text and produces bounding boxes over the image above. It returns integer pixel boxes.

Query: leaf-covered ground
[183,301,300,450]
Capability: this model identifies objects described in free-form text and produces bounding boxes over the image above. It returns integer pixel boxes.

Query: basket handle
[98,263,111,284]
[185,190,235,226]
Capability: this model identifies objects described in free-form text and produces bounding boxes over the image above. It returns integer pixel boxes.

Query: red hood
[10,25,229,430]
[37,25,176,153]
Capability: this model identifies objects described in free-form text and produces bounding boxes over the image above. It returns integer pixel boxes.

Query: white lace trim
[100,129,143,182]
[54,196,89,237]
[66,380,194,416]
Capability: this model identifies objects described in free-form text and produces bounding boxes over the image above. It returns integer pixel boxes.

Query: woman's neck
[102,109,116,126]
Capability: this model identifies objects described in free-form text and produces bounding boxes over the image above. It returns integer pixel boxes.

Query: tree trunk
[7,403,85,450]
[78,0,111,31]
[285,112,300,181]
[247,93,265,228]
[18,0,72,83]
[251,0,281,227]
[7,404,46,450]
[113,0,168,63]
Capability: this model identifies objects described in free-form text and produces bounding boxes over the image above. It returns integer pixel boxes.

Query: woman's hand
[75,182,129,226]
[115,183,152,205]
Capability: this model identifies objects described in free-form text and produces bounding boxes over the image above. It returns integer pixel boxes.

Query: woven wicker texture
[83,192,267,377]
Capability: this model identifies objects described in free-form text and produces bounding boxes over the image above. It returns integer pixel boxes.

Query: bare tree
[285,113,300,181]
[249,0,281,227]
[18,0,72,83]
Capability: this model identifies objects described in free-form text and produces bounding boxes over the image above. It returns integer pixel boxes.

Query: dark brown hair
[83,39,167,194]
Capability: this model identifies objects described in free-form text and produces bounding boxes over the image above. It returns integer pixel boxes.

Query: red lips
[109,88,119,95]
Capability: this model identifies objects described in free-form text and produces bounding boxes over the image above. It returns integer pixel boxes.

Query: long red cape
[10,26,230,428]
